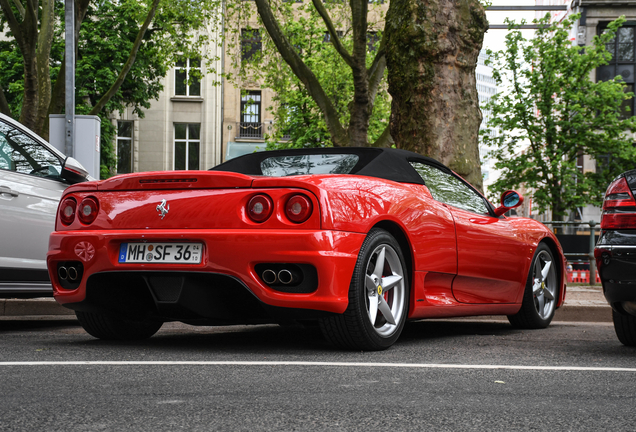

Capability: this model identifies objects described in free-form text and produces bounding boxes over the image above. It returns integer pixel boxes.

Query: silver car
[0,113,89,297]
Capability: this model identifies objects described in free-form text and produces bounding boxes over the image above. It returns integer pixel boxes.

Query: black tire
[76,311,162,340]
[319,228,409,351]
[508,243,559,329]
[612,310,636,347]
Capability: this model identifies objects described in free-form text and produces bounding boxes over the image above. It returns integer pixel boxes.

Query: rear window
[260,154,359,177]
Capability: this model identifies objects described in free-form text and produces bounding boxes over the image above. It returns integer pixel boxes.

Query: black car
[595,169,636,346]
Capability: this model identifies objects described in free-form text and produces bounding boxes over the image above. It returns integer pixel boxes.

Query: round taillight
[59,198,77,226]
[78,197,99,225]
[247,194,273,223]
[285,194,312,223]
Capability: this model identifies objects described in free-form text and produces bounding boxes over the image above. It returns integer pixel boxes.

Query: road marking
[0,361,635,372]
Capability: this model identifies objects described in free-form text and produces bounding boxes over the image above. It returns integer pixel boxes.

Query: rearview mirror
[61,157,90,184]
[493,190,524,217]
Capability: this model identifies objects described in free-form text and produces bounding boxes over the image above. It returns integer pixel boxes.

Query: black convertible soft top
[211,147,450,185]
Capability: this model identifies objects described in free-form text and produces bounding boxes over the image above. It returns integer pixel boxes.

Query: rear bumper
[594,245,636,304]
[47,230,365,317]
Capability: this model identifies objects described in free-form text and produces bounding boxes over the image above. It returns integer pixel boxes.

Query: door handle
[0,186,19,197]
[469,218,492,225]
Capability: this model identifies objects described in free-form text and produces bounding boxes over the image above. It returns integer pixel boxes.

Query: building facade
[477,50,499,187]
[112,41,224,174]
[111,6,499,177]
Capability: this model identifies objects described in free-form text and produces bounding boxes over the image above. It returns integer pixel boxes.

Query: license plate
[118,242,203,264]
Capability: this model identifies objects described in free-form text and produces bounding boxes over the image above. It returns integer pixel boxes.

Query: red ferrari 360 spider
[47,148,566,350]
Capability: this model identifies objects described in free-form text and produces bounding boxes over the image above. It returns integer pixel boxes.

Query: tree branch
[89,0,161,115]
[0,0,25,49]
[24,0,37,33]
[367,41,385,82]
[310,0,353,67]
[11,0,24,19]
[371,123,393,148]
[254,0,348,146]
[367,47,385,106]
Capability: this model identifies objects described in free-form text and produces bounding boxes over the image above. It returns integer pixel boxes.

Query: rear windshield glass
[260,154,359,176]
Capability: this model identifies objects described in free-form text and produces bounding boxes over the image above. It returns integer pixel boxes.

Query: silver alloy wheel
[532,250,557,320]
[364,244,406,337]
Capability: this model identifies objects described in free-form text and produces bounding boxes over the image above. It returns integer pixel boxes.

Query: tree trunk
[551,191,564,234]
[346,0,371,147]
[0,83,11,117]
[35,0,55,135]
[1,0,38,130]
[385,0,487,191]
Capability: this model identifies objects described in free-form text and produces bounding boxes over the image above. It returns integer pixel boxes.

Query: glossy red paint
[48,229,365,314]
[451,207,528,304]
[54,187,321,232]
[48,169,566,321]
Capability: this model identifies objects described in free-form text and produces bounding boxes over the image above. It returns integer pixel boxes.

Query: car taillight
[601,177,636,229]
[247,194,273,223]
[59,198,77,226]
[285,194,312,223]
[78,197,99,225]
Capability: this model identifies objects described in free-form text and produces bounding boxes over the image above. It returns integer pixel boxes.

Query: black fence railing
[237,122,263,139]
[542,221,600,285]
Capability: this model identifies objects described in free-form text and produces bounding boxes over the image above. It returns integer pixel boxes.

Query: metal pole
[64,0,75,157]
[589,221,597,286]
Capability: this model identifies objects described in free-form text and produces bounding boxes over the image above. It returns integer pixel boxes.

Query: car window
[0,119,63,180]
[261,154,359,176]
[410,162,490,214]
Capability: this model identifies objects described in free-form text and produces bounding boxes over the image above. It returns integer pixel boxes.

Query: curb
[0,298,613,323]
[554,304,611,323]
[0,298,73,317]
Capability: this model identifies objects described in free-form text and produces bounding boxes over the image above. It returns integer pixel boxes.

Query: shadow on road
[0,319,80,332]
[3,317,631,360]
[37,318,525,353]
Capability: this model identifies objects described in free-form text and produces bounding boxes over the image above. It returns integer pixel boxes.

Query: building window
[598,24,635,118]
[323,31,343,43]
[174,123,200,170]
[241,29,262,62]
[238,91,262,139]
[175,58,201,96]
[117,121,133,174]
[367,32,380,52]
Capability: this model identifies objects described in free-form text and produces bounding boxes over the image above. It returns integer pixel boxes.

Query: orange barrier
[566,269,601,284]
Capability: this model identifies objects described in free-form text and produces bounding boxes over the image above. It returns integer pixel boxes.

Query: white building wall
[477,50,499,188]
[114,34,223,173]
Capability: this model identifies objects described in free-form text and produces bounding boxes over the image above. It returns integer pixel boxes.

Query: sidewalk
[0,284,611,322]
[554,285,611,323]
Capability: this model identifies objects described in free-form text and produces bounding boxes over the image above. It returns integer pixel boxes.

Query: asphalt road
[0,318,634,431]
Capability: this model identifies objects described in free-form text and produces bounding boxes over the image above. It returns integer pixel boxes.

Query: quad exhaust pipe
[58,266,68,281]
[58,265,80,281]
[261,267,300,285]
[68,266,79,281]
[277,269,294,285]
[262,269,278,285]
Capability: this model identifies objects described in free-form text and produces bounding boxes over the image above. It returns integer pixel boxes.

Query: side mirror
[493,190,524,217]
[61,157,90,184]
